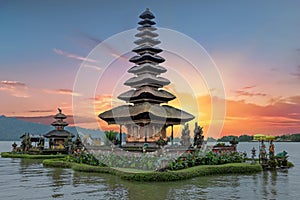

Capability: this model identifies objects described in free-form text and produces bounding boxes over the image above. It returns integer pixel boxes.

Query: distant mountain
[65,126,104,140]
[0,115,104,141]
[207,137,217,142]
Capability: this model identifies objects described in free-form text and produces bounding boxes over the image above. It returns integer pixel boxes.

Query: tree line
[216,134,300,142]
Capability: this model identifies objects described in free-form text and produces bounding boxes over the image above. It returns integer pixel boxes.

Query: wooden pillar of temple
[171,125,174,146]
[161,125,166,138]
[144,125,147,143]
[119,124,122,147]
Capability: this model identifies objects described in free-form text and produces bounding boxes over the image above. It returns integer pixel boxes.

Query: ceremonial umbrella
[253,134,266,141]
[266,135,275,141]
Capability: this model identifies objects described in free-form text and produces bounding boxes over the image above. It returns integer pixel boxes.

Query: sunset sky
[1,1,299,138]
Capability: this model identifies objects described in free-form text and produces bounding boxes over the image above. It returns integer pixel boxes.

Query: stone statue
[193,122,204,149]
[269,140,275,158]
[12,142,17,152]
[229,138,239,151]
[259,140,267,167]
[21,133,32,152]
[74,134,84,151]
[156,136,167,147]
[268,140,276,168]
[251,147,256,164]
[180,123,191,147]
[37,137,44,150]
[64,134,73,155]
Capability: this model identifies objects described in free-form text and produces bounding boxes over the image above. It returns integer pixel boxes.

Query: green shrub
[93,152,162,170]
[67,152,106,166]
[169,151,245,170]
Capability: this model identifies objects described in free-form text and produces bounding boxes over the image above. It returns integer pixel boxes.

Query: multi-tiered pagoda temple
[44,108,74,149]
[99,8,194,146]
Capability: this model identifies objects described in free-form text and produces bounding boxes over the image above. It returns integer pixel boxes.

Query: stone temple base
[121,142,160,152]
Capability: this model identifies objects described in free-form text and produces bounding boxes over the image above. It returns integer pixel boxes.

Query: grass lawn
[1,152,66,159]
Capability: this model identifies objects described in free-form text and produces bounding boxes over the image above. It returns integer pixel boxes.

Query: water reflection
[262,171,269,198]
[19,159,45,183]
[251,174,258,196]
[48,168,66,188]
[72,171,128,199]
[270,171,277,197]
[15,160,294,200]
[126,181,173,199]
[19,158,43,167]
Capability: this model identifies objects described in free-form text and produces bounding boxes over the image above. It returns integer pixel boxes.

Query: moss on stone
[287,161,294,168]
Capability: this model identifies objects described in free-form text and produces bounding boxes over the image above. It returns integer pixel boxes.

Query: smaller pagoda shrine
[44,108,74,149]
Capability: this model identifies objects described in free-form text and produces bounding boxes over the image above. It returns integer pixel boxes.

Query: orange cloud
[53,48,98,63]
[232,85,268,97]
[28,109,54,113]
[10,90,298,140]
[0,80,30,98]
[43,88,81,96]
[242,85,257,90]
[188,94,300,137]
[69,94,117,130]
[221,95,300,136]
[89,94,114,111]
[234,90,267,97]
[0,80,27,87]
[81,64,102,71]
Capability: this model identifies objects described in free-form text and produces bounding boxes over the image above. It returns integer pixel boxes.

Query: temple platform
[121,142,160,152]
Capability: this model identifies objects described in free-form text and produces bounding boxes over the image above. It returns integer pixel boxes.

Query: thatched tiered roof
[44,108,74,139]
[100,102,194,125]
[99,8,194,127]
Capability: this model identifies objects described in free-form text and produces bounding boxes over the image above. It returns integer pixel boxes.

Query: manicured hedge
[43,158,72,168]
[42,159,263,182]
[119,163,263,182]
[1,152,66,159]
[169,151,246,170]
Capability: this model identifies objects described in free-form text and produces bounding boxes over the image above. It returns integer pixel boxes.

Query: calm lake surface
[0,141,299,200]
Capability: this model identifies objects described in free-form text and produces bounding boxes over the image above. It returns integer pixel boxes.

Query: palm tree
[104,130,118,145]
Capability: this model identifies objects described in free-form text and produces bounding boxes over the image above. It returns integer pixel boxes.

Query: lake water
[0,141,299,199]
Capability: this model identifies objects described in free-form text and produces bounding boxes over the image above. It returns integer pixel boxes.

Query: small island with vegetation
[1,126,294,182]
[2,143,263,182]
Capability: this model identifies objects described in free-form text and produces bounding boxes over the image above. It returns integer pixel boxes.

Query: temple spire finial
[139,8,155,20]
